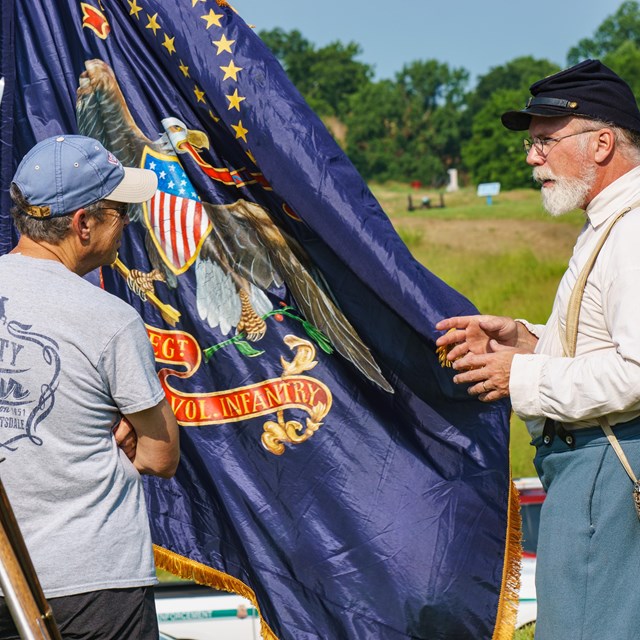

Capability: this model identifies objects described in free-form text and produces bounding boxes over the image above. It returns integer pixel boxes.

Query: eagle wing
[202,200,393,392]
[76,59,153,178]
[76,59,180,286]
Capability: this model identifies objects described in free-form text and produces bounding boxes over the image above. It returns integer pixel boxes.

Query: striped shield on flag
[142,147,211,274]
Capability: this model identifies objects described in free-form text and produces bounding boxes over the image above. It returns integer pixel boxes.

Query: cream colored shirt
[510,164,640,438]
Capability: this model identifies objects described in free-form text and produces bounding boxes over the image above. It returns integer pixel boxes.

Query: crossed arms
[113,398,180,478]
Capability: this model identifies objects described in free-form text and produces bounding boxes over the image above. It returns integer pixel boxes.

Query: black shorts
[0,586,158,639]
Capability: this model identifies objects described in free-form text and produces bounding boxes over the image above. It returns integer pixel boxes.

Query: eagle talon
[236,289,267,341]
[236,324,267,342]
[126,268,167,301]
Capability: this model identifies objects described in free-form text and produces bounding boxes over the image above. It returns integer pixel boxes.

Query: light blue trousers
[533,421,640,640]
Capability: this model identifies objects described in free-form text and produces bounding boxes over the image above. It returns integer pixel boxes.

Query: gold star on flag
[179,60,190,77]
[201,9,223,29]
[194,85,206,103]
[128,0,142,18]
[146,13,161,35]
[192,0,205,6]
[246,150,257,164]
[162,34,176,54]
[231,120,248,143]
[209,110,220,123]
[225,88,245,111]
[220,60,242,81]
[212,34,235,55]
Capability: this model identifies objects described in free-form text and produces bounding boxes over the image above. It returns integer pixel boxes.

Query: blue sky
[232,0,624,85]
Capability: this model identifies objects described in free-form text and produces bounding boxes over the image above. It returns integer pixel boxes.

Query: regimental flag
[0,2,519,639]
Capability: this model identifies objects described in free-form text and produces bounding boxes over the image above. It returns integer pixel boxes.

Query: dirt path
[392,217,581,259]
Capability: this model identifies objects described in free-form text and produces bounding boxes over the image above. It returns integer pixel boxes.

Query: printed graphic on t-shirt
[0,296,60,452]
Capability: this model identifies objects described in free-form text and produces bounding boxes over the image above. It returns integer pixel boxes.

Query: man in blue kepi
[437,60,640,639]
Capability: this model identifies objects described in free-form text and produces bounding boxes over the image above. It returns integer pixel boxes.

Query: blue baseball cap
[12,134,158,218]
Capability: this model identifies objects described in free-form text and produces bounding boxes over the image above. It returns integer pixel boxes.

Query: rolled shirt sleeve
[510,207,640,436]
[515,319,546,341]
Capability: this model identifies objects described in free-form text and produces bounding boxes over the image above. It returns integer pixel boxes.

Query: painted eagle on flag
[76,59,392,392]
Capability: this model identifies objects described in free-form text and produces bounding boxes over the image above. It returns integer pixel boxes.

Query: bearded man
[436,60,640,638]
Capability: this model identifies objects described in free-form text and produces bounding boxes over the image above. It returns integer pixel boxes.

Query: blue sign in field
[477,182,501,197]
[477,182,501,205]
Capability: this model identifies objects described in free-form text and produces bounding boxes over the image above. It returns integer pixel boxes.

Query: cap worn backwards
[501,59,640,133]
[12,134,157,218]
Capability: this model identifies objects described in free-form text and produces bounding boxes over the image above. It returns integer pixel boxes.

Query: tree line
[259,1,640,190]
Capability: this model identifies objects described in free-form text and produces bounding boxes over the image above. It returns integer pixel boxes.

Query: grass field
[514,624,536,640]
[370,181,584,478]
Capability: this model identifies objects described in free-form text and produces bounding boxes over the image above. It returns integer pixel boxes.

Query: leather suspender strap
[560,200,640,486]
[598,418,638,483]
[561,204,638,358]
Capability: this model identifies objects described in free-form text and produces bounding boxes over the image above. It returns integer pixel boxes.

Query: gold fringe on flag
[155,486,521,640]
[491,477,523,640]
[154,545,279,640]
[435,330,455,368]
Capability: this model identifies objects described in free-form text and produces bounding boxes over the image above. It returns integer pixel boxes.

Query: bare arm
[123,398,180,478]
[113,418,137,463]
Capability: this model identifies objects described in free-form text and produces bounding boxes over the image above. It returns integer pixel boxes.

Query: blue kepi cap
[501,59,640,133]
[12,134,157,218]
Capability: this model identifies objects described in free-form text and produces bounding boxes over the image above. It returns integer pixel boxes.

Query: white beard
[533,165,596,217]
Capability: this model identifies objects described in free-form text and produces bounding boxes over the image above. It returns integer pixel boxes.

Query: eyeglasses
[523,129,602,157]
[96,203,130,219]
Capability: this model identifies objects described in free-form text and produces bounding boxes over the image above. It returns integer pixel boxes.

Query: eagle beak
[186,129,210,151]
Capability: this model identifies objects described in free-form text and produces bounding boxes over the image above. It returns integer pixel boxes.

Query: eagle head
[160,117,210,154]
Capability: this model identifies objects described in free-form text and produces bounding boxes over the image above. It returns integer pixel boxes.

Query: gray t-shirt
[0,254,165,598]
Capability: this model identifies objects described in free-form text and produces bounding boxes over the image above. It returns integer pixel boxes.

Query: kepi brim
[501,106,575,131]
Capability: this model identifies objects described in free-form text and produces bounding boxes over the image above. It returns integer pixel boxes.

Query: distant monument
[446,168,459,192]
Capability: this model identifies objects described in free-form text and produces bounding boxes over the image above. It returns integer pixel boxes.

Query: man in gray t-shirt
[0,135,179,639]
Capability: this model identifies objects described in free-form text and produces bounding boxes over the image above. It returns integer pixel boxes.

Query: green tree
[567,1,640,64]
[396,60,470,182]
[257,28,314,86]
[304,42,373,116]
[395,60,469,111]
[462,89,534,190]
[258,28,372,117]
[467,57,560,120]
[345,60,470,184]
[462,57,559,186]
[345,80,405,180]
[603,40,640,96]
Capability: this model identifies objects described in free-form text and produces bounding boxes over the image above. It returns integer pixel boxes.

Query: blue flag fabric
[0,1,518,638]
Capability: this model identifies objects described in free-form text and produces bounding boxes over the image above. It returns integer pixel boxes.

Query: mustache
[532,168,556,184]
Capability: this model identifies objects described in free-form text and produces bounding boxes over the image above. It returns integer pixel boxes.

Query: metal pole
[0,476,61,640]
[0,512,51,639]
